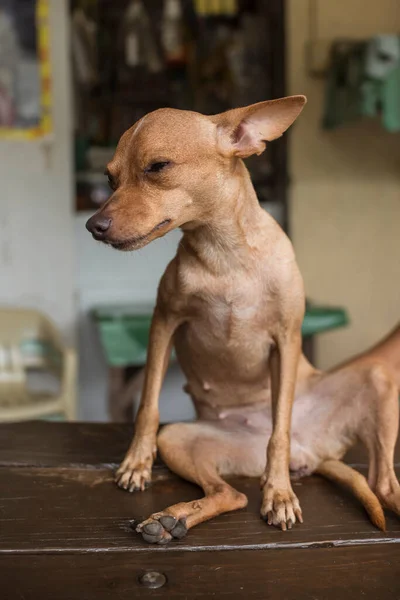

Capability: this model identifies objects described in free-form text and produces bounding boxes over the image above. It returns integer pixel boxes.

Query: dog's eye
[145,161,170,174]
[106,174,116,190]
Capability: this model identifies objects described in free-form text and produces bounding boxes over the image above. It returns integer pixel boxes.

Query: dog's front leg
[261,331,303,529]
[116,308,177,492]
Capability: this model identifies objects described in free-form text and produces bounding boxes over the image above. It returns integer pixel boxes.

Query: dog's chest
[177,275,276,356]
[171,263,278,402]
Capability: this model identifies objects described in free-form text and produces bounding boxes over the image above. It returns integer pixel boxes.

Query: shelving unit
[72,0,289,231]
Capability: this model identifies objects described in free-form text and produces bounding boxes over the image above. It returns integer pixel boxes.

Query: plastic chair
[0,307,77,422]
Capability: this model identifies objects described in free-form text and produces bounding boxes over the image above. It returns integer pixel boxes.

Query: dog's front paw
[136,514,188,545]
[115,450,155,492]
[260,477,303,531]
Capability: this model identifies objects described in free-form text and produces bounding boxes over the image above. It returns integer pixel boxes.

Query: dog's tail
[316,459,386,531]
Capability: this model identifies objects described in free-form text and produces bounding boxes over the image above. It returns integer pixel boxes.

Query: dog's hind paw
[136,515,188,544]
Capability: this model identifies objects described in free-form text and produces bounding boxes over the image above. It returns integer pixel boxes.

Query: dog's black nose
[86,215,112,239]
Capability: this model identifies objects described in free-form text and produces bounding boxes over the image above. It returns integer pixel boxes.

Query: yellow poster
[0,0,52,140]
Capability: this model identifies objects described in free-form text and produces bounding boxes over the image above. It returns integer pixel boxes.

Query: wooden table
[1,422,399,599]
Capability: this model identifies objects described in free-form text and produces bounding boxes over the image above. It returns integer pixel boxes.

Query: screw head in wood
[138,571,167,589]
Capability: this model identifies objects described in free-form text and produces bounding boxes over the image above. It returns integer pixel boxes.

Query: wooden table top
[0,422,399,599]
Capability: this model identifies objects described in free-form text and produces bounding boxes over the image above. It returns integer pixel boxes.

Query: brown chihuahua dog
[86,97,400,544]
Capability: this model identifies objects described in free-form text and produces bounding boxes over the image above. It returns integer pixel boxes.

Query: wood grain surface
[0,421,399,599]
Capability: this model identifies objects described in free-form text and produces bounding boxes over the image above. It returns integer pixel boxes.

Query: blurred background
[0,0,399,423]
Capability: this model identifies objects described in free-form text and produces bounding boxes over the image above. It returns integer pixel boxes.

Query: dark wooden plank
[0,423,399,598]
[0,422,134,467]
[0,422,398,468]
[1,545,400,599]
[0,464,399,554]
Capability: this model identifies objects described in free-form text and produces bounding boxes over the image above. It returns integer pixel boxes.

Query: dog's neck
[180,162,275,273]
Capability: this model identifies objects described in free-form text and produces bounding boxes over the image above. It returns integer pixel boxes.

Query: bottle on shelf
[162,0,187,68]
[122,0,161,72]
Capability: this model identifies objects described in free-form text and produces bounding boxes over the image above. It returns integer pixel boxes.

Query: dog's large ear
[213,95,306,159]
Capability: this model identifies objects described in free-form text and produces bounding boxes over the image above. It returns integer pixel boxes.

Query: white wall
[0,1,75,344]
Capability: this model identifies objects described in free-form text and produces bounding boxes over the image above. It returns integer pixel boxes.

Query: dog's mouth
[110,219,172,251]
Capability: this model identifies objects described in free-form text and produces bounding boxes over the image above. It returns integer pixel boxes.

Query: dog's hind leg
[135,421,265,544]
[291,361,399,527]
[357,362,400,517]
